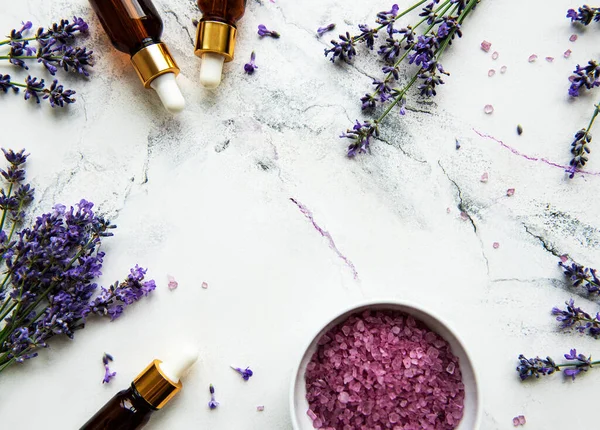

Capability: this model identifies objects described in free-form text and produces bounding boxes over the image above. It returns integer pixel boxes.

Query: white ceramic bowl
[290,300,481,430]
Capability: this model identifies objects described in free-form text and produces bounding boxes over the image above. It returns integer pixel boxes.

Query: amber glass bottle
[194,0,248,88]
[88,0,185,112]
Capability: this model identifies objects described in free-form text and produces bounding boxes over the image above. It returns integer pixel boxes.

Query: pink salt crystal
[480,172,489,182]
[446,362,456,374]
[528,54,538,62]
[460,211,469,221]
[201,281,208,289]
[446,207,451,214]
[338,391,350,403]
[481,40,491,52]
[257,405,264,411]
[484,104,494,114]
[492,51,499,60]
[546,56,554,62]
[570,34,578,42]
[500,65,507,73]
[506,188,515,196]
[560,254,569,263]
[518,415,526,425]
[564,49,572,58]
[513,416,520,426]
[167,275,178,290]
[488,69,495,77]
[493,242,500,249]
[307,409,317,421]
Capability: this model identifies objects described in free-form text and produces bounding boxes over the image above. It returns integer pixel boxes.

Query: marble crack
[474,129,600,177]
[375,136,426,163]
[522,224,562,258]
[274,5,319,39]
[405,106,433,115]
[164,9,195,46]
[438,161,490,274]
[290,197,359,280]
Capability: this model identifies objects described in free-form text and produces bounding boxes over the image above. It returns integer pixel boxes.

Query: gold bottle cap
[133,359,182,409]
[194,21,237,62]
[131,43,180,88]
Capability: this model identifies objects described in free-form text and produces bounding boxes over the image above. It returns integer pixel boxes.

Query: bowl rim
[289,298,482,430]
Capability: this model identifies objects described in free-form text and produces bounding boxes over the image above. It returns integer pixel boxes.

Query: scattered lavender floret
[552,299,600,337]
[257,24,280,39]
[568,60,600,97]
[244,52,258,75]
[208,384,219,409]
[316,23,335,38]
[567,5,600,25]
[102,352,116,384]
[231,365,253,380]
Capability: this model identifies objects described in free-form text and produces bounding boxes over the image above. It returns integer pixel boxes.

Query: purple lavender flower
[37,16,89,44]
[37,40,94,76]
[43,80,76,108]
[0,75,18,94]
[569,61,600,97]
[317,23,336,38]
[102,352,116,384]
[567,5,600,25]
[563,349,592,380]
[397,26,416,45]
[419,1,444,25]
[378,37,401,63]
[559,258,599,294]
[324,32,357,62]
[340,120,379,157]
[257,24,280,39]
[376,4,400,35]
[244,52,258,74]
[418,62,449,97]
[231,365,253,380]
[408,35,438,69]
[23,76,45,104]
[516,354,559,380]
[208,384,219,409]
[357,24,378,50]
[9,21,33,40]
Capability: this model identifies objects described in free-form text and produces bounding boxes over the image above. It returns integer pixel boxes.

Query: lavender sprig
[567,5,600,25]
[0,17,88,47]
[552,299,600,337]
[0,150,155,373]
[517,349,599,381]
[568,60,600,97]
[0,74,76,107]
[559,258,600,294]
[326,0,478,156]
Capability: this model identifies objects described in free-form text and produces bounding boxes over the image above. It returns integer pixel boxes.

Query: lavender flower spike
[317,23,335,38]
[257,24,280,38]
[244,52,258,75]
[231,365,253,380]
[567,6,600,26]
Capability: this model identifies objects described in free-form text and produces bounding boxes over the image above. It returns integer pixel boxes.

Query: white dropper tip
[150,72,186,114]
[158,346,199,383]
[199,52,225,89]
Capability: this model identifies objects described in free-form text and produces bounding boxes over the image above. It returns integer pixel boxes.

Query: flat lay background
[1,0,600,428]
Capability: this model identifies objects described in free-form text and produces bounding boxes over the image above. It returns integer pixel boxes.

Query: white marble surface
[1,0,600,428]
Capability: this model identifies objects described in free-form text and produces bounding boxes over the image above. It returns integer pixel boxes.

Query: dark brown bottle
[88,0,185,112]
[81,384,155,430]
[80,354,197,430]
[194,0,248,88]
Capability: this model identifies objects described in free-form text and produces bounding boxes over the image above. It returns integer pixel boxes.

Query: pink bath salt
[460,211,469,221]
[513,415,526,426]
[506,188,515,196]
[201,281,208,289]
[564,49,572,58]
[257,405,265,411]
[570,34,578,42]
[492,51,499,60]
[560,254,569,263]
[488,69,495,77]
[481,40,492,52]
[518,415,526,425]
[167,275,178,290]
[528,54,538,62]
[305,310,464,430]
[546,56,554,62]
[484,104,494,114]
[493,242,500,249]
[500,65,507,73]
[480,172,489,182]
[446,207,451,214]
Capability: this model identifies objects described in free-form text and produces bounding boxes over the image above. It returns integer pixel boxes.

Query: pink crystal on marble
[167,275,178,290]
[506,188,515,196]
[488,69,495,77]
[500,65,507,73]
[528,54,538,62]
[546,56,554,62]
[480,172,489,182]
[460,211,469,220]
[570,34,578,42]
[493,242,500,249]
[481,40,492,52]
[564,49,572,58]
[513,415,526,426]
[560,254,569,263]
[304,310,465,429]
[201,281,208,289]
[492,51,499,60]
[257,405,265,411]
[484,104,494,114]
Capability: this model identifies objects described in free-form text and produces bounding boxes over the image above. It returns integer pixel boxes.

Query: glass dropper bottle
[194,0,248,88]
[80,349,198,430]
[89,0,185,113]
